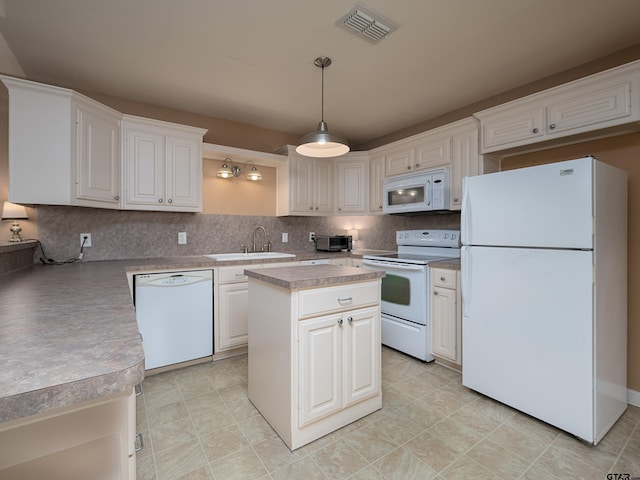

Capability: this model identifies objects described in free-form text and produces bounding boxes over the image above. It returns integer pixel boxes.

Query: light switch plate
[80,233,92,247]
[178,232,187,245]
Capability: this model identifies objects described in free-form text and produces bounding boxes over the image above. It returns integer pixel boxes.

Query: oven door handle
[363,260,425,271]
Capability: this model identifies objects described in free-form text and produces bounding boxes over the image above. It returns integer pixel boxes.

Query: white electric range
[362,229,460,361]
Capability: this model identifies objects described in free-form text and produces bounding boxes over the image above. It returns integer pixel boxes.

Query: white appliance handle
[362,259,425,271]
[461,246,471,316]
[461,176,471,245]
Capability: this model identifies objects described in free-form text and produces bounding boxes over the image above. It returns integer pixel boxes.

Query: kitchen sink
[203,252,296,261]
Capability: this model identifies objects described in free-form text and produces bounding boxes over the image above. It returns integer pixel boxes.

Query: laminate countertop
[245,264,385,290]
[0,250,386,424]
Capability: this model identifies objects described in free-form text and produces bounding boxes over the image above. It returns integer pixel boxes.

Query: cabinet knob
[532,128,539,134]
[114,195,120,201]
[415,163,420,168]
[434,291,439,296]
[315,207,319,210]
[453,198,459,203]
[309,206,313,210]
[338,208,342,211]
[440,277,446,281]
[158,198,163,203]
[337,318,343,325]
[347,316,353,323]
[168,198,173,204]
[407,166,411,170]
[549,123,556,129]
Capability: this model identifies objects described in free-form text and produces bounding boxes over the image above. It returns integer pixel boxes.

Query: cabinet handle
[168,198,173,204]
[158,198,163,203]
[135,432,144,453]
[347,316,353,323]
[549,123,556,129]
[114,195,120,201]
[135,383,144,396]
[337,318,343,325]
[337,297,353,304]
[532,128,539,134]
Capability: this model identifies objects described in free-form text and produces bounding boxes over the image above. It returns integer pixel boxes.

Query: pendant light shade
[296,57,349,158]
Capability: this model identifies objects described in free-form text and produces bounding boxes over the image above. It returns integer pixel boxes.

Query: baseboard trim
[628,388,640,407]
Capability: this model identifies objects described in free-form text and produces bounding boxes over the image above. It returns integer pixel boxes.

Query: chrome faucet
[253,225,267,252]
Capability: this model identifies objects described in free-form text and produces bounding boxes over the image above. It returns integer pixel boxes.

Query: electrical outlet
[80,233,92,247]
[282,232,288,243]
[309,232,315,242]
[178,232,187,245]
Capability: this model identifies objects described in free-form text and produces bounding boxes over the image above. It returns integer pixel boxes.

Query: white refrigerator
[461,156,627,445]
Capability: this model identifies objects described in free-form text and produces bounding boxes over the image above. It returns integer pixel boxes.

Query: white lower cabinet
[0,388,137,479]
[299,306,380,427]
[215,261,299,354]
[430,267,461,367]
[248,278,382,450]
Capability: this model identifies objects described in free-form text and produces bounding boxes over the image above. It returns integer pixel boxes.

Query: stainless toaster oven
[315,235,352,252]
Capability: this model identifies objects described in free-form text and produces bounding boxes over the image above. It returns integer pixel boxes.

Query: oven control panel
[396,229,460,247]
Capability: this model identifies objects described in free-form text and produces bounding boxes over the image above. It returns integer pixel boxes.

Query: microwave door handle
[426,180,431,206]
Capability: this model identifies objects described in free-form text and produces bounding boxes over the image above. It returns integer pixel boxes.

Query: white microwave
[383,167,450,214]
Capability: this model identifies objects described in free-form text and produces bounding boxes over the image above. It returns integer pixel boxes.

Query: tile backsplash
[35,206,461,262]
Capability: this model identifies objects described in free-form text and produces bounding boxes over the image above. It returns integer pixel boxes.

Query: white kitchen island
[245,264,385,450]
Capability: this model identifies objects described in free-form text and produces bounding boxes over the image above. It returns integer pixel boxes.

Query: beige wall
[203,159,277,216]
[502,132,640,393]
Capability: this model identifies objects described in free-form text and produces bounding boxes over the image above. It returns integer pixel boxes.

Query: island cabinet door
[298,313,344,427]
[344,306,380,406]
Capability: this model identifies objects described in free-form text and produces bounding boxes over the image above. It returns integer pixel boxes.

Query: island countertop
[244,264,385,290]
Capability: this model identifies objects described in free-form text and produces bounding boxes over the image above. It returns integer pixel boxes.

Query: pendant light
[296,57,350,158]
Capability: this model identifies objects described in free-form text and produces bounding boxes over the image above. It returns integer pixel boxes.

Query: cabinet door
[298,313,343,427]
[344,307,380,406]
[385,147,415,176]
[480,104,545,151]
[218,282,249,351]
[314,159,334,213]
[546,82,631,135]
[165,134,202,210]
[336,156,367,214]
[124,126,165,207]
[369,154,385,213]
[450,127,478,209]
[414,135,451,171]
[290,155,314,213]
[75,101,121,207]
[431,285,458,363]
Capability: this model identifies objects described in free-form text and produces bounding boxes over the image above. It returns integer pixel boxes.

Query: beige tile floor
[136,347,640,480]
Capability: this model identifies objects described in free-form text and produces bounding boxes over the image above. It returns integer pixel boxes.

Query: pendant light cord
[320,62,325,123]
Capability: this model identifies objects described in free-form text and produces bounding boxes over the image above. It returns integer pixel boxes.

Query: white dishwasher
[134,270,213,370]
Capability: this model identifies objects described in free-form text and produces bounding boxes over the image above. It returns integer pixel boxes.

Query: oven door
[362,259,428,324]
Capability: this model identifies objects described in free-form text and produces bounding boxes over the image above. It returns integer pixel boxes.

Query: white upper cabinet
[476,60,640,153]
[335,152,368,215]
[122,115,207,212]
[1,76,122,208]
[1,76,207,212]
[368,154,385,214]
[276,146,334,216]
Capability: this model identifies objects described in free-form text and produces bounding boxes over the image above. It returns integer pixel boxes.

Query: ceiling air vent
[336,4,398,44]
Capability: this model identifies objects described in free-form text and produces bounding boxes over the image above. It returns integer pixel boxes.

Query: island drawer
[298,281,379,318]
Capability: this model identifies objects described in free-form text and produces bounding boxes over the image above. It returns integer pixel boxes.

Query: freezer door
[462,157,593,249]
[461,246,595,442]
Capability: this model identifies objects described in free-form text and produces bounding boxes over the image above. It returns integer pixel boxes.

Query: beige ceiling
[1,0,640,148]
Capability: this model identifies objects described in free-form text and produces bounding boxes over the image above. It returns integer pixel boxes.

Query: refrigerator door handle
[461,177,471,245]
[461,246,471,316]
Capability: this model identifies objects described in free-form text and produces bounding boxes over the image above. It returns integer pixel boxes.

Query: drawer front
[430,268,457,288]
[299,281,379,318]
[218,265,250,283]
